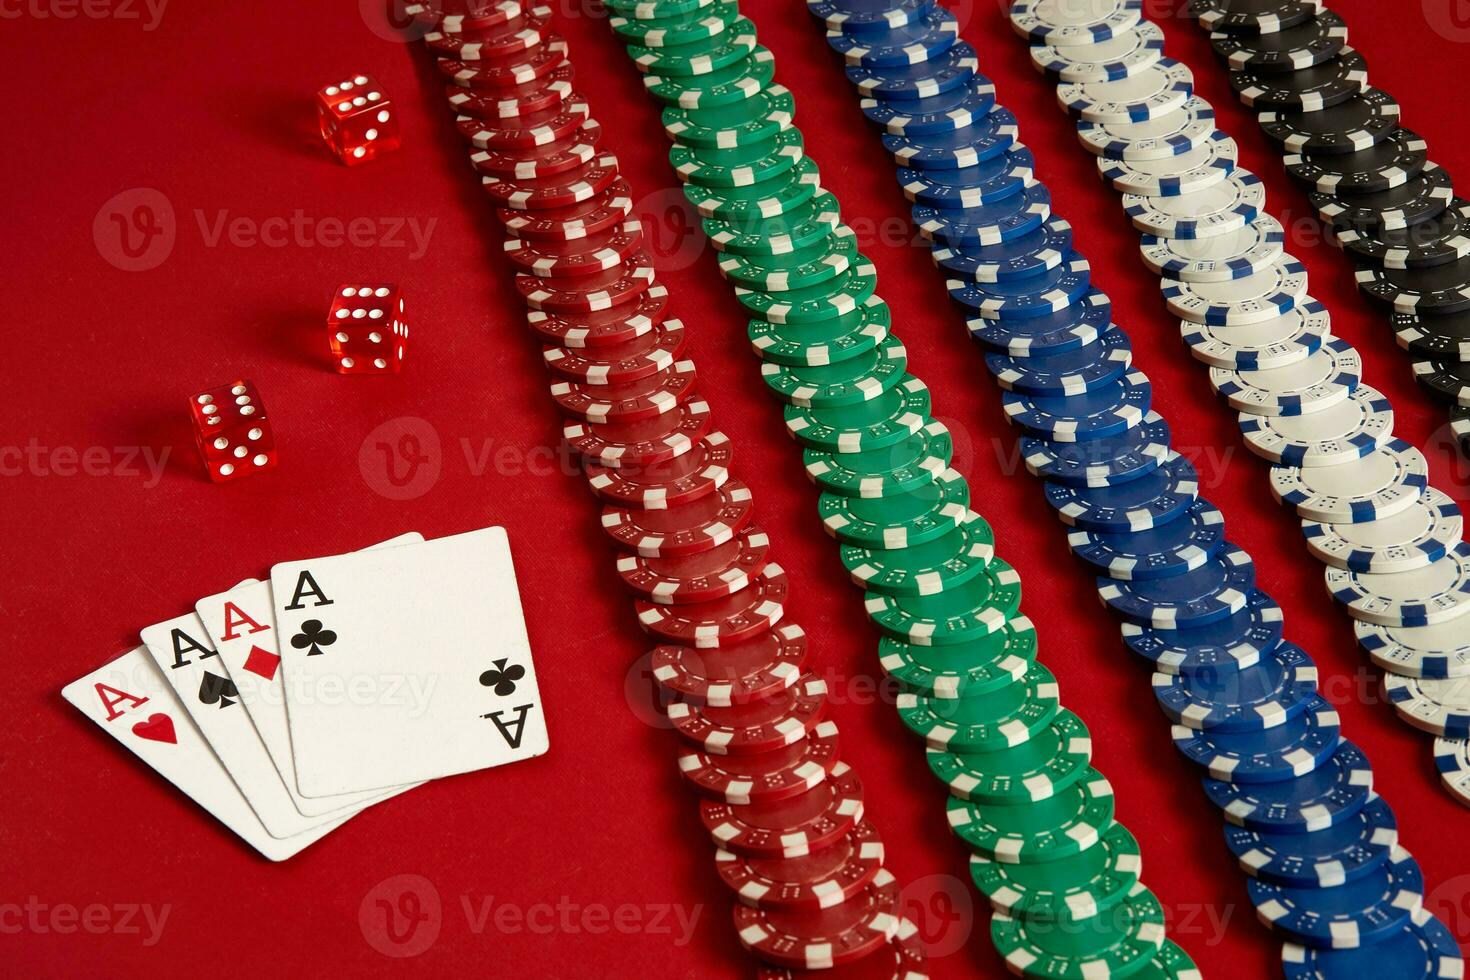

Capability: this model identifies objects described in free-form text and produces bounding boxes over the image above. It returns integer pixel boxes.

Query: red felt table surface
[5,0,1470,975]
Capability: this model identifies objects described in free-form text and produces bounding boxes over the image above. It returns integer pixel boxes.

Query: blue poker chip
[1002,368,1152,442]
[950,254,1091,321]
[1069,498,1225,581]
[1100,542,1255,628]
[845,41,976,100]
[898,143,1033,208]
[1122,589,1284,676]
[861,77,996,135]
[934,217,1072,283]
[1248,845,1422,949]
[915,180,1051,247]
[1282,906,1464,979]
[1046,450,1197,533]
[807,0,934,33]
[825,7,958,67]
[1204,739,1374,835]
[885,107,1019,170]
[966,286,1108,356]
[987,323,1132,396]
[1152,640,1316,732]
[1172,694,1341,783]
[1227,793,1396,889]
[1022,409,1170,488]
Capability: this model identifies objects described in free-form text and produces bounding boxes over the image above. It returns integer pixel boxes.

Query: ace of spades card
[271,526,549,796]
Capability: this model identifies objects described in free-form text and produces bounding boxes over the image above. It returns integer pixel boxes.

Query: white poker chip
[1123,170,1265,239]
[1140,213,1285,282]
[1360,616,1470,678]
[1099,133,1236,197]
[1163,255,1309,326]
[1385,674,1470,737]
[1434,736,1470,804]
[1240,384,1393,466]
[1056,57,1193,123]
[1030,21,1164,82]
[1212,337,1362,416]
[1270,438,1429,524]
[1326,541,1470,627]
[1076,95,1216,161]
[1010,0,1142,46]
[1303,487,1463,573]
[1182,299,1331,371]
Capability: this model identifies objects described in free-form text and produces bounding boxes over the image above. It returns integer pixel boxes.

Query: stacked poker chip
[601,0,1191,974]
[784,0,1466,973]
[411,2,932,973]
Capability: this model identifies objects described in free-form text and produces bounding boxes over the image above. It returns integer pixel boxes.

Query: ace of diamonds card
[270,527,549,795]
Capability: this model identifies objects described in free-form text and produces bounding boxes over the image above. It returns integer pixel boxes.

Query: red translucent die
[189,381,277,483]
[328,284,408,374]
[315,74,401,165]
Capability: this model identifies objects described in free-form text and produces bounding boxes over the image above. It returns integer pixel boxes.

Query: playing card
[195,534,424,817]
[271,526,549,795]
[62,647,347,861]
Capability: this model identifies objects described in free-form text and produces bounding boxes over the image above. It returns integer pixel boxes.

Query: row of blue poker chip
[814,0,1460,972]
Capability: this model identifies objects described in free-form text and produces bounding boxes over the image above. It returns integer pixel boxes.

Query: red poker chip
[563,396,711,468]
[516,251,656,313]
[638,564,789,647]
[437,35,568,89]
[733,872,901,969]
[444,67,573,119]
[407,0,521,33]
[507,219,643,279]
[756,916,927,979]
[586,429,730,506]
[424,4,552,59]
[550,355,696,424]
[499,178,633,240]
[651,619,807,706]
[602,477,753,557]
[716,819,885,910]
[544,314,682,383]
[677,718,840,803]
[619,524,770,605]
[700,761,864,857]
[471,120,601,180]
[669,672,825,754]
[484,152,621,211]
[454,96,589,150]
[528,278,666,348]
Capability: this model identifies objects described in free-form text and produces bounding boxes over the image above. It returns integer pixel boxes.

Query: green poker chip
[674,127,804,188]
[991,881,1166,979]
[928,708,1092,804]
[605,0,714,20]
[711,190,840,258]
[879,612,1038,699]
[1134,940,1200,978]
[629,17,757,77]
[900,659,1056,751]
[610,0,739,47]
[749,292,888,366]
[745,259,877,324]
[783,374,929,451]
[970,822,1142,922]
[841,510,994,598]
[662,85,794,148]
[724,225,857,293]
[643,48,776,109]
[763,328,905,407]
[865,557,1022,645]
[806,419,953,498]
[820,468,968,549]
[946,762,1113,861]
[686,156,819,221]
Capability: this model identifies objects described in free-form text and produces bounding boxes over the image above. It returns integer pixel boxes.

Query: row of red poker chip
[420,21,911,971]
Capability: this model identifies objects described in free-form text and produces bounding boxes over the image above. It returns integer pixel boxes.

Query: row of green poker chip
[606,2,1180,974]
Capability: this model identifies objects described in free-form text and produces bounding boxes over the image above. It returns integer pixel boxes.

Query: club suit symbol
[479,658,525,697]
[291,620,338,657]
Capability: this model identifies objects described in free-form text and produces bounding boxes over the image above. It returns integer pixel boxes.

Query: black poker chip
[1313,162,1453,234]
[1211,10,1345,73]
[1284,127,1428,195]
[1412,358,1470,407]
[1259,88,1401,155]
[1340,199,1470,271]
[1357,253,1470,316]
[1191,0,1323,34]
[1393,308,1470,359]
[1228,46,1366,110]
[1451,405,1470,457]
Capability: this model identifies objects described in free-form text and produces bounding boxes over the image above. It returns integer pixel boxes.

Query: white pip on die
[328,284,408,374]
